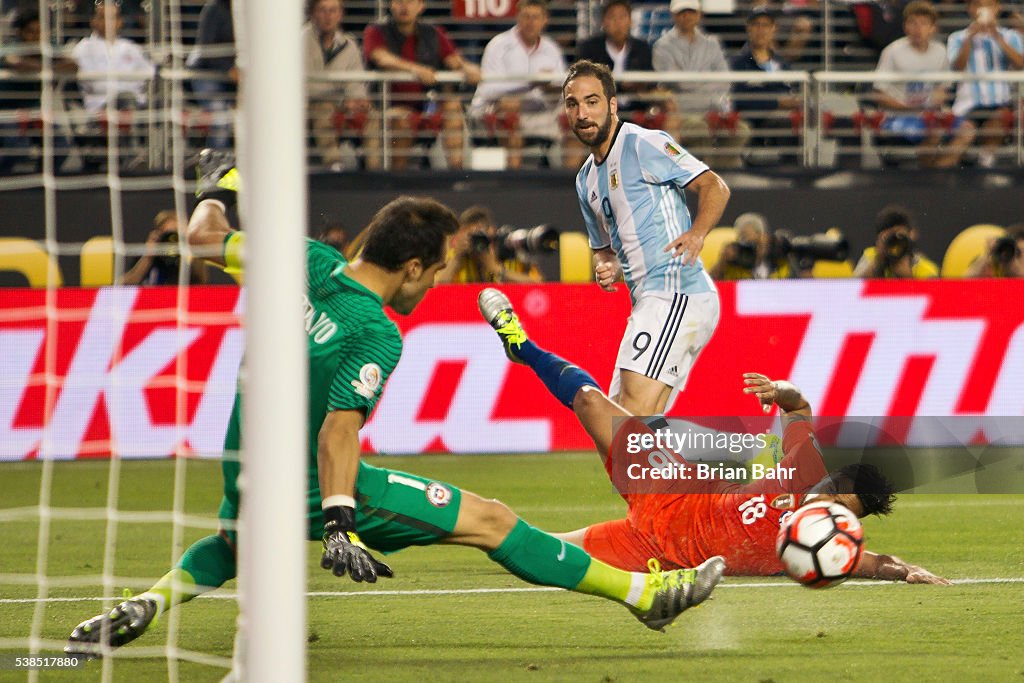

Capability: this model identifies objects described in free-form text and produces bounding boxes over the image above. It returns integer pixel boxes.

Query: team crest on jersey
[610,172,619,189]
[351,363,383,399]
[664,142,682,156]
[425,482,453,507]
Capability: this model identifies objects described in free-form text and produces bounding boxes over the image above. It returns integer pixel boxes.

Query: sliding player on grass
[65,156,725,658]
[478,288,950,585]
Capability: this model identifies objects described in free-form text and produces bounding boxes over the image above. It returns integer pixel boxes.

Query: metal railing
[1,68,1022,175]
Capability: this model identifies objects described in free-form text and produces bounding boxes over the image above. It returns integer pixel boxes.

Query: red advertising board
[2,280,1023,460]
[451,0,518,19]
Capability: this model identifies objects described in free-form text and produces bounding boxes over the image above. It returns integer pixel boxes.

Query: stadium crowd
[0,0,1022,173]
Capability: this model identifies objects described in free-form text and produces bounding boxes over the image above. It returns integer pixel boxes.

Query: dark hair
[459,205,493,228]
[602,0,632,17]
[360,196,458,271]
[306,0,340,18]
[13,8,40,32]
[563,59,617,100]
[1006,224,1024,242]
[832,463,896,516]
[875,205,914,234]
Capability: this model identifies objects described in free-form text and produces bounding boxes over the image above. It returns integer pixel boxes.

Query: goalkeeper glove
[195,148,240,209]
[320,505,393,583]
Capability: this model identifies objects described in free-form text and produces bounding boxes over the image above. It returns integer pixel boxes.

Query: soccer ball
[776,501,864,589]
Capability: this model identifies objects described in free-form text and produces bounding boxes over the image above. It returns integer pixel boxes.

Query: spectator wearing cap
[653,0,750,168]
[730,8,802,163]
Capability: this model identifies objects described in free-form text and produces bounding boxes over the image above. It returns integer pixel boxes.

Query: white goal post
[234,0,308,681]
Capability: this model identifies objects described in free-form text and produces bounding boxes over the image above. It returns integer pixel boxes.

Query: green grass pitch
[1,453,1022,682]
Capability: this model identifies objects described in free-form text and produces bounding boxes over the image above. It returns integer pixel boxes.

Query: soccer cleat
[631,555,726,632]
[195,148,239,208]
[64,596,158,658]
[748,433,783,475]
[478,288,528,363]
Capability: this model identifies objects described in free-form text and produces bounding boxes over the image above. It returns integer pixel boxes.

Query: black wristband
[322,505,357,534]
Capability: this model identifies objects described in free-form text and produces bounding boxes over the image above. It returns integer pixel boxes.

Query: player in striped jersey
[563,59,732,416]
[946,0,1024,168]
[66,153,724,658]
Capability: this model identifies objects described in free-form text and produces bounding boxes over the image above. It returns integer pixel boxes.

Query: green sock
[142,535,236,616]
[487,520,653,609]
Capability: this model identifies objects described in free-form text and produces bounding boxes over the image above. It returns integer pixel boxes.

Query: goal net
[0,0,307,680]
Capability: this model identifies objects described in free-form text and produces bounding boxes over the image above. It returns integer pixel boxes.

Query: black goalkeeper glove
[320,505,393,583]
[194,148,239,209]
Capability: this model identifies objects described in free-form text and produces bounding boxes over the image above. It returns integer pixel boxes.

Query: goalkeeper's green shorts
[218,461,463,554]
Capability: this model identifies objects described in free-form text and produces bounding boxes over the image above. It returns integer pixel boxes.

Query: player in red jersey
[478,288,950,585]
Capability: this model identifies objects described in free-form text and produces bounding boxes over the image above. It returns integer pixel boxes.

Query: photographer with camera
[966,227,1024,277]
[436,206,551,284]
[120,210,208,285]
[709,213,786,280]
[853,206,939,279]
[710,213,849,280]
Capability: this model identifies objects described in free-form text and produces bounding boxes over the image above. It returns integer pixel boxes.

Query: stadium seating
[80,236,115,287]
[700,227,737,272]
[558,231,592,283]
[0,237,63,287]
[941,224,1007,278]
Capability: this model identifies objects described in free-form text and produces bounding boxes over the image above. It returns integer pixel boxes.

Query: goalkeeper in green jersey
[66,152,724,658]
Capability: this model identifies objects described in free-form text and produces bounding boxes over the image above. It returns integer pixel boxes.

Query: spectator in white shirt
[872,0,967,167]
[303,0,381,170]
[470,0,580,168]
[71,1,155,114]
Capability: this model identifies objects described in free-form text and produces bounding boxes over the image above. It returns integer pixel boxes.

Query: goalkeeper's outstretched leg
[65,532,236,657]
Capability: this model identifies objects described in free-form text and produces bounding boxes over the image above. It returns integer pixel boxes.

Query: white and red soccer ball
[776,501,864,588]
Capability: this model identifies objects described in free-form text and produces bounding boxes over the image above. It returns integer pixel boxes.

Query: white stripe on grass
[2,577,1021,604]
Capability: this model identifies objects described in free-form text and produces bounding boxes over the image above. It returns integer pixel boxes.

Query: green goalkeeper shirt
[304,239,402,493]
[219,240,402,536]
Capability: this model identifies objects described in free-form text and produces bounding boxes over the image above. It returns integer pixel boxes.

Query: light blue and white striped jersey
[575,121,714,302]
[947,27,1024,116]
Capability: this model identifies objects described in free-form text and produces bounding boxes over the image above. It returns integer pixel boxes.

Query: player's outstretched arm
[854,551,952,585]
[742,373,812,417]
[187,199,236,268]
[317,409,394,583]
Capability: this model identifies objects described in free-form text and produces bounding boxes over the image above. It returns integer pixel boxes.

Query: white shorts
[609,290,720,409]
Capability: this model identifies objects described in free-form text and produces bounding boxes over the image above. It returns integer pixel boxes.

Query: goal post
[234,0,308,681]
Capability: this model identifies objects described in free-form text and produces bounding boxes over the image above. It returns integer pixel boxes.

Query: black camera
[154,230,181,269]
[724,240,759,270]
[471,225,560,261]
[882,231,913,264]
[991,235,1021,266]
[774,231,849,272]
